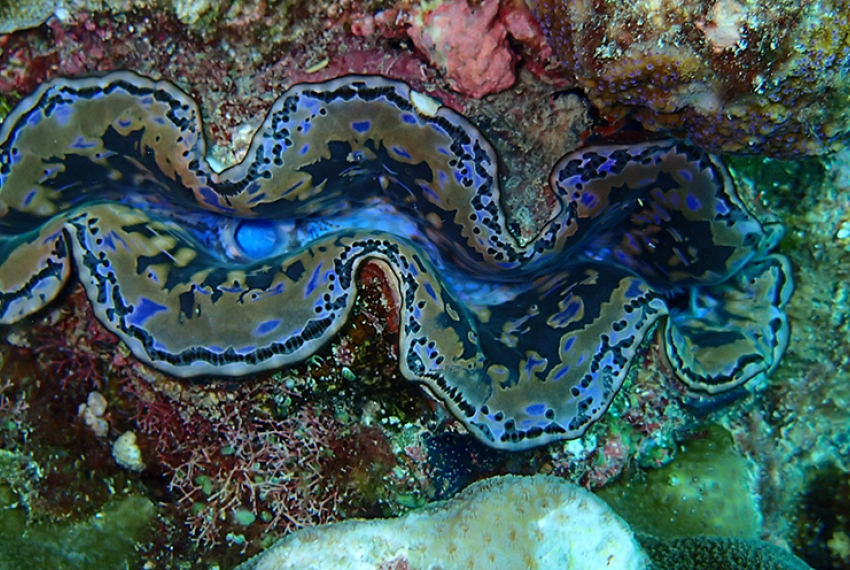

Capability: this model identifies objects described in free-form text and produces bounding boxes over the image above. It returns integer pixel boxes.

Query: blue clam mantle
[0,73,792,450]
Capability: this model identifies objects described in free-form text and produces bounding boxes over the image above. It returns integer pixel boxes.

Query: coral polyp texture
[239,474,650,570]
[637,535,814,570]
[0,72,791,450]
[525,0,850,157]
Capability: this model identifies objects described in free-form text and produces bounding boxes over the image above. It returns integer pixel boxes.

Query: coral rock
[637,534,814,570]
[240,475,649,570]
[525,0,850,157]
[111,431,145,473]
[0,0,54,34]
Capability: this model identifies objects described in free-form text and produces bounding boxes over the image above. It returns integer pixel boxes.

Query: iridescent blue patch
[235,219,281,259]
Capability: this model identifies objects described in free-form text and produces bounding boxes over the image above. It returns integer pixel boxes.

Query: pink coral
[407,0,516,98]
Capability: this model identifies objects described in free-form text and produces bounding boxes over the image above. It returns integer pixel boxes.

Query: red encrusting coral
[349,0,555,99]
[405,0,516,99]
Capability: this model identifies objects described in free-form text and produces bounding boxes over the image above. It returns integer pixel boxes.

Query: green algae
[597,424,761,539]
[0,449,39,517]
[725,154,825,209]
[0,96,13,123]
[233,508,256,526]
[0,465,155,570]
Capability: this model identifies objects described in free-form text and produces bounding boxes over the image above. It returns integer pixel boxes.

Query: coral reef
[525,0,850,157]
[637,534,813,570]
[0,1,845,568]
[238,475,649,570]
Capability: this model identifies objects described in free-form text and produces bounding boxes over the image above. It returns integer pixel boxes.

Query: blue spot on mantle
[127,298,168,327]
[686,194,701,211]
[254,319,281,336]
[351,120,371,134]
